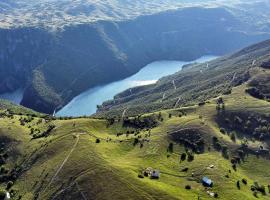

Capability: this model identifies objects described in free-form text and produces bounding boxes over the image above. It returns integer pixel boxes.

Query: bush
[230,132,236,142]
[237,180,241,189]
[168,143,174,153]
[95,139,101,143]
[185,185,191,190]
[253,191,258,198]
[180,153,187,161]
[198,102,205,106]
[187,152,194,162]
[133,138,139,146]
[6,181,13,190]
[221,145,229,159]
[220,128,226,134]
[242,179,247,185]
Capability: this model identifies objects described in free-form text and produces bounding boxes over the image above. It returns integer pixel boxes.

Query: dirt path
[46,133,84,189]
[174,97,181,108]
[172,80,177,90]
[122,108,127,119]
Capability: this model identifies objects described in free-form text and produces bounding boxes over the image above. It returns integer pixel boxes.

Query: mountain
[1,0,270,29]
[0,39,270,200]
[0,1,270,114]
[97,39,270,117]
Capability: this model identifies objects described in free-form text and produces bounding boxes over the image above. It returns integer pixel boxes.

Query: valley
[57,55,217,117]
[0,38,269,200]
[1,2,270,114]
[0,1,270,200]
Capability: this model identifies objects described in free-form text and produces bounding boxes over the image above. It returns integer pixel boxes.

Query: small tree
[242,179,247,185]
[230,132,236,142]
[237,180,241,190]
[95,138,101,143]
[187,152,194,162]
[180,153,187,161]
[133,138,139,146]
[185,185,191,190]
[168,143,174,153]
[6,181,13,190]
[220,128,226,134]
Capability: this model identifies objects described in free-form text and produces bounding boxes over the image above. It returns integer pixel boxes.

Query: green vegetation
[0,40,270,200]
[0,77,270,199]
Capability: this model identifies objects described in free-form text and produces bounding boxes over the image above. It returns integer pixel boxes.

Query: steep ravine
[1,7,269,114]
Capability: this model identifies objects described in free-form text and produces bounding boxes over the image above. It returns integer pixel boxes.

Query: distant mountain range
[0,0,269,29]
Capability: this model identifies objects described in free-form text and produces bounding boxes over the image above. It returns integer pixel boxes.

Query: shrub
[185,185,191,190]
[258,185,266,195]
[198,102,205,106]
[237,180,241,189]
[6,181,13,189]
[180,153,187,161]
[168,143,174,153]
[230,132,236,142]
[133,138,139,146]
[220,128,226,134]
[187,152,194,162]
[242,179,247,185]
[221,145,229,159]
[95,139,101,143]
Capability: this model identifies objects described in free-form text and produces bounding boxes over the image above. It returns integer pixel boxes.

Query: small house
[202,177,213,187]
[150,170,160,179]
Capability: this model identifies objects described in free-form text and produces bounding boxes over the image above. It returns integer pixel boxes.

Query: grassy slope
[0,99,44,117]
[0,78,270,199]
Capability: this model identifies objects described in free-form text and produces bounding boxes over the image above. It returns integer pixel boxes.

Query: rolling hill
[0,39,270,200]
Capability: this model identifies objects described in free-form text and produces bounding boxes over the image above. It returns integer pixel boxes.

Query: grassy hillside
[0,99,44,117]
[0,78,270,199]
